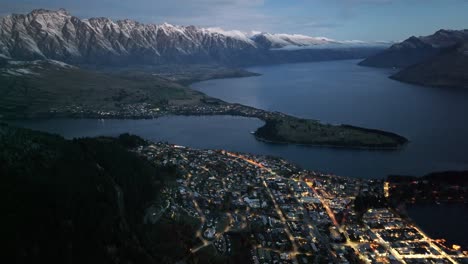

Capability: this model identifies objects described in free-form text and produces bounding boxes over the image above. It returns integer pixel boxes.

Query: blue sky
[1,0,467,41]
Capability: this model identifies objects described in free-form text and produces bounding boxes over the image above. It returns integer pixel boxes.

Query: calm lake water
[11,59,468,179]
[192,59,468,178]
[407,204,468,248]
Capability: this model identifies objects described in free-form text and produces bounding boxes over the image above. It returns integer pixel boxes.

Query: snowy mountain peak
[0,9,388,65]
[29,8,70,17]
[161,22,175,27]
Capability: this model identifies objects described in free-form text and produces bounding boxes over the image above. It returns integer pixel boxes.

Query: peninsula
[0,59,408,149]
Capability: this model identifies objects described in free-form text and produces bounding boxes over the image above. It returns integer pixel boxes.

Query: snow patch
[2,68,39,76]
[0,53,11,59]
[46,59,77,69]
[159,22,190,39]
[16,68,36,75]
[8,60,27,65]
[4,59,76,76]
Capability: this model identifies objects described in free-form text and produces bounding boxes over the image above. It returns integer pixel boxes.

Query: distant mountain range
[360,29,468,68]
[0,9,388,66]
[360,29,468,88]
[391,43,468,88]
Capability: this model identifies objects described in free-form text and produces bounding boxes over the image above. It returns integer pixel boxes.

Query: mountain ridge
[359,28,468,89]
[390,42,468,89]
[359,29,468,68]
[0,9,388,66]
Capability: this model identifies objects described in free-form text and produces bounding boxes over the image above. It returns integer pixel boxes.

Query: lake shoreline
[253,133,407,151]
[2,103,409,150]
[7,60,468,178]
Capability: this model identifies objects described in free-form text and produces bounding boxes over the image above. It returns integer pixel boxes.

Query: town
[46,98,283,121]
[134,142,468,264]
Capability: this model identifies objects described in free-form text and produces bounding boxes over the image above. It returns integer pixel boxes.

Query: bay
[12,59,468,179]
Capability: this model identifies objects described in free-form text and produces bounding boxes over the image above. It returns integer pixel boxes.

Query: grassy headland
[254,116,408,149]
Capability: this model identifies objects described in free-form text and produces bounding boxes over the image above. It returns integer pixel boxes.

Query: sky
[0,0,467,41]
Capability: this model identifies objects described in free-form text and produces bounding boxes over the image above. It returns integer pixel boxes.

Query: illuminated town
[136,142,468,264]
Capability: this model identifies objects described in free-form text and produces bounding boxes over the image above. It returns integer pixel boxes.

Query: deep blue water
[192,59,468,178]
[11,60,468,179]
[407,204,468,248]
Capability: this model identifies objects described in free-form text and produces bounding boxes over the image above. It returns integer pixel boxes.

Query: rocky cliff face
[0,9,386,66]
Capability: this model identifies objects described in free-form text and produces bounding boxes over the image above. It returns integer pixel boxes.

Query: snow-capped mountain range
[0,9,389,65]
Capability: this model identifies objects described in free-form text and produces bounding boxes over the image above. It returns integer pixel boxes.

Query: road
[226,152,300,263]
[181,159,234,254]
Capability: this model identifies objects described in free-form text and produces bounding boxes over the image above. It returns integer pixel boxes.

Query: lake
[11,59,468,179]
[9,59,468,251]
[192,59,468,178]
[407,204,468,248]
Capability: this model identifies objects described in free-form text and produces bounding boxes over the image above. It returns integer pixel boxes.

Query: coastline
[253,133,407,150]
[253,117,408,150]
[2,104,409,151]
[406,203,468,249]
[2,123,465,262]
[0,63,408,151]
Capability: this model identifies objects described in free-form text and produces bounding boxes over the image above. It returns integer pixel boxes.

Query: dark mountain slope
[359,36,439,68]
[359,29,468,68]
[0,124,195,263]
[390,43,468,88]
[0,60,205,119]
